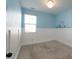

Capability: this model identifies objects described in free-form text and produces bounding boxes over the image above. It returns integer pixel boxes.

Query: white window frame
[24,14,37,32]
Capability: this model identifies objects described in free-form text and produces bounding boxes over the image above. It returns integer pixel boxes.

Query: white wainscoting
[21,28,56,45]
[21,28,72,46]
[55,28,72,46]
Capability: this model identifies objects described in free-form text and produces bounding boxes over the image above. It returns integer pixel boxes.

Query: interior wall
[56,9,72,28]
[21,28,72,46]
[55,9,72,46]
[6,0,21,59]
[21,8,72,46]
[21,8,57,45]
[21,8,56,28]
[21,28,56,45]
[55,28,72,46]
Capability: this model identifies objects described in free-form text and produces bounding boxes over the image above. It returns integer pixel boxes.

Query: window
[24,14,37,32]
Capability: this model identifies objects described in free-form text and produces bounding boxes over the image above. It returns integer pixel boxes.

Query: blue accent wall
[56,9,72,28]
[21,8,56,28]
[21,8,72,28]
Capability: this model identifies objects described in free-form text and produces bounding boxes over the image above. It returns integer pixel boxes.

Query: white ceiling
[20,0,72,14]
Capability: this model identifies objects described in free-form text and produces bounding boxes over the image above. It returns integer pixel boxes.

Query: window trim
[24,14,37,32]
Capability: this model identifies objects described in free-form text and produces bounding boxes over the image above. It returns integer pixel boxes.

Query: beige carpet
[17,40,72,59]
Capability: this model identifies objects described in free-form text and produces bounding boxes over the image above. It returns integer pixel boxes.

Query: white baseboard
[21,39,56,46]
[56,39,72,47]
[14,47,21,59]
